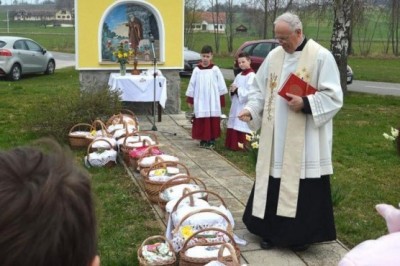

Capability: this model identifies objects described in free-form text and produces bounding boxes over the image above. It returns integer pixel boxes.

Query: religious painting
[101,2,161,63]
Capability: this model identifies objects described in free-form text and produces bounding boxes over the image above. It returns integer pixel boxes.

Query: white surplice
[185,65,228,118]
[227,71,255,134]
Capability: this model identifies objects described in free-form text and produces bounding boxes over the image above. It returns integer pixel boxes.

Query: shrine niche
[100,2,162,64]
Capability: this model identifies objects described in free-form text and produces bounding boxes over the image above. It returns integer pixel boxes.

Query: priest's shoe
[260,239,274,250]
[290,244,310,252]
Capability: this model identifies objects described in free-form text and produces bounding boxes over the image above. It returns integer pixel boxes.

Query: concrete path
[125,113,349,265]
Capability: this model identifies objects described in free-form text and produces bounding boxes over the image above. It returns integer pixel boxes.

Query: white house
[190,11,226,33]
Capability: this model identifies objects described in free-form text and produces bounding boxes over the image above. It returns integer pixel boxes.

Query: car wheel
[8,64,21,81]
[45,60,55,74]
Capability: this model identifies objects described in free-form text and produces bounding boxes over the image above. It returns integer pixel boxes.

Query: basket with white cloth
[84,138,117,168]
[203,243,241,266]
[178,227,240,266]
[158,175,207,213]
[142,160,188,203]
[68,123,93,149]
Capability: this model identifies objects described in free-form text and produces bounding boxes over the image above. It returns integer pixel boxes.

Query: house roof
[199,11,226,24]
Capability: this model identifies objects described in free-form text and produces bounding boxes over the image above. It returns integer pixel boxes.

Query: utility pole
[7,9,9,33]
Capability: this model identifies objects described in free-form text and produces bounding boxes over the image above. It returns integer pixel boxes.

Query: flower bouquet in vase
[113,41,133,76]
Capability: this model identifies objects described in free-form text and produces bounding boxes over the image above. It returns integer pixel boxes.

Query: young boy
[0,139,99,266]
[185,45,228,149]
[225,52,255,150]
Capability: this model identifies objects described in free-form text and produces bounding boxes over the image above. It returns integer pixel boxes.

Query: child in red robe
[185,45,228,149]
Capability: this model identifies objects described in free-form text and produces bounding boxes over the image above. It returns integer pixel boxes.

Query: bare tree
[330,0,352,93]
[209,0,221,54]
[389,0,399,55]
[225,0,235,53]
[184,0,202,49]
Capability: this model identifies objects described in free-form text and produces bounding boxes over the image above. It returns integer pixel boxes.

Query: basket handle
[137,130,159,144]
[91,119,109,137]
[217,243,240,265]
[180,227,237,252]
[172,208,233,235]
[69,123,93,134]
[171,190,225,214]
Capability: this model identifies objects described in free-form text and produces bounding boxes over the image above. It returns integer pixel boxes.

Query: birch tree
[330,0,352,93]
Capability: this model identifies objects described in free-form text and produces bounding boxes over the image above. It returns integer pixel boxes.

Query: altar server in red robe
[186,45,228,149]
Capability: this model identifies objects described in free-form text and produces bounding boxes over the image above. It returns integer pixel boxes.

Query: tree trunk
[330,0,352,94]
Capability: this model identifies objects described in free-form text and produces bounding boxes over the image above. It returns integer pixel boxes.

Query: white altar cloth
[108,73,167,108]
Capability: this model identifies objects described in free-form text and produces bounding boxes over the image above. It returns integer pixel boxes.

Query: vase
[120,63,126,76]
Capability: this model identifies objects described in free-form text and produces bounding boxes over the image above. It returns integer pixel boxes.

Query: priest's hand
[286,93,304,112]
[188,103,193,109]
[238,109,252,122]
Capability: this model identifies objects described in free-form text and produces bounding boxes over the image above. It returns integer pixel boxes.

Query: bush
[27,86,123,143]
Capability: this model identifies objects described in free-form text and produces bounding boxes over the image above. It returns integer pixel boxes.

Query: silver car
[0,36,55,81]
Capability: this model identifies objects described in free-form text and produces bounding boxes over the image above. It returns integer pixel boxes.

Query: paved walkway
[125,113,349,265]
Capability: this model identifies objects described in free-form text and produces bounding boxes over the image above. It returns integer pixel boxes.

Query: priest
[238,12,343,251]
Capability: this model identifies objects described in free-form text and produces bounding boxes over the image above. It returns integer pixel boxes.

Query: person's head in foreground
[0,138,99,266]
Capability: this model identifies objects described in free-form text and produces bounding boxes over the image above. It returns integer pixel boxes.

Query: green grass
[0,68,163,265]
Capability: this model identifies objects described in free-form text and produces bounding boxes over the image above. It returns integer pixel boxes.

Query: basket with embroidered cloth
[166,202,235,253]
[84,138,117,168]
[137,235,176,266]
[142,160,189,203]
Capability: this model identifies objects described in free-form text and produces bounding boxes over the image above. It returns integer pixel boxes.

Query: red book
[278,73,317,101]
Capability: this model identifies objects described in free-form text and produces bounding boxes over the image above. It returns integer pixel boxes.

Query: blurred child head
[200,45,213,67]
[0,139,99,266]
[237,52,252,71]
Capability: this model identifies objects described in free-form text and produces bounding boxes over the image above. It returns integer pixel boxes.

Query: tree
[209,0,221,54]
[389,0,399,55]
[225,0,235,53]
[184,0,202,49]
[330,0,352,93]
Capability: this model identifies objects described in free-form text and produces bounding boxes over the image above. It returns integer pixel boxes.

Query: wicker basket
[179,227,240,266]
[85,138,117,168]
[158,175,207,212]
[143,160,189,204]
[106,109,138,129]
[68,123,93,149]
[137,235,176,266]
[121,131,159,166]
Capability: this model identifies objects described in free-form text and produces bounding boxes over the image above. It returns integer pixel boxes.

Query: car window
[253,42,275,58]
[14,40,27,50]
[242,44,254,54]
[25,40,42,52]
[0,41,6,48]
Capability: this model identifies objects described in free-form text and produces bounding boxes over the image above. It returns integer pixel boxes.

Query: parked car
[179,47,201,77]
[233,39,279,76]
[0,36,55,81]
[233,39,353,84]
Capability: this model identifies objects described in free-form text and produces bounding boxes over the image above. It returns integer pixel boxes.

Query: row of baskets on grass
[68,110,245,265]
[130,137,246,265]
